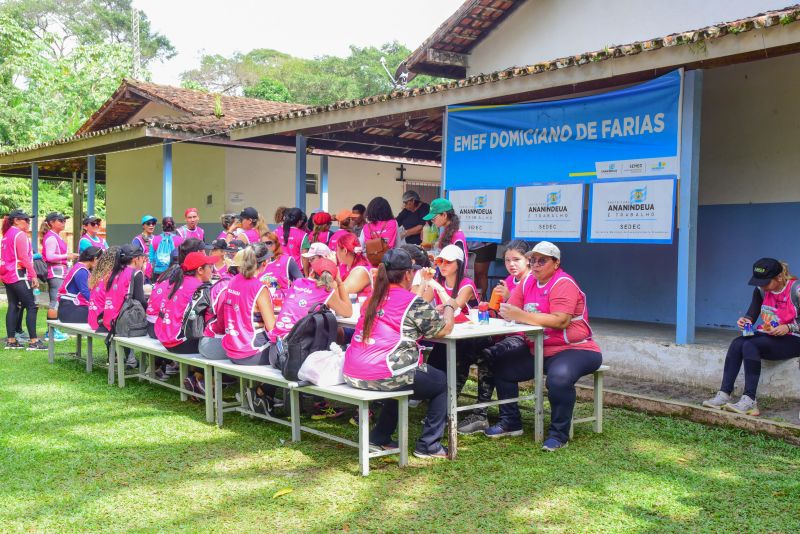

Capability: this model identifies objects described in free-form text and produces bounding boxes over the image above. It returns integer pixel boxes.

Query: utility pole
[131,8,141,79]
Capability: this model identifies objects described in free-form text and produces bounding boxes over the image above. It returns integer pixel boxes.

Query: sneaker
[183,376,199,402]
[413,444,448,459]
[154,368,170,382]
[193,377,206,396]
[26,340,47,351]
[723,395,760,416]
[4,340,23,350]
[349,410,373,427]
[53,329,69,342]
[542,437,568,452]
[408,399,422,408]
[245,388,272,416]
[125,354,138,369]
[484,423,523,439]
[311,403,347,420]
[15,331,29,342]
[702,390,731,410]
[369,439,398,452]
[457,413,489,435]
[164,362,179,376]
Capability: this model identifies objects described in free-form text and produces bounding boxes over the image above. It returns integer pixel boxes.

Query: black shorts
[473,243,498,263]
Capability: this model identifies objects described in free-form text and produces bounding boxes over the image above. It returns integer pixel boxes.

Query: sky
[133,0,465,86]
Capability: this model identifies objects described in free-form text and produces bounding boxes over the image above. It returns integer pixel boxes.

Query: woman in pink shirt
[488,241,602,451]
[1,210,44,350]
[39,212,78,327]
[359,196,398,250]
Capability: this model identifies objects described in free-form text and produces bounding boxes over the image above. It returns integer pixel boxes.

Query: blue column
[87,155,96,215]
[162,141,173,217]
[440,108,448,193]
[676,69,703,344]
[31,164,39,253]
[295,134,307,211]
[320,155,329,212]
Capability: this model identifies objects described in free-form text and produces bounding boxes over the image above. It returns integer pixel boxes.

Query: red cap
[184,207,198,217]
[312,212,332,226]
[181,251,216,271]
[311,257,337,278]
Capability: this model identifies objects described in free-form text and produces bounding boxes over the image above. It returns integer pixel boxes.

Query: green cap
[423,198,453,221]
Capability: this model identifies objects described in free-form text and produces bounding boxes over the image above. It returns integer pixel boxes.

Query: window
[305,173,318,194]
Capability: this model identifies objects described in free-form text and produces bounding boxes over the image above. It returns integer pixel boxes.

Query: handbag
[365,222,390,267]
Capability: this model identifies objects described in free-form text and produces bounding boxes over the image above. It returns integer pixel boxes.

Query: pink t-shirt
[362,220,398,248]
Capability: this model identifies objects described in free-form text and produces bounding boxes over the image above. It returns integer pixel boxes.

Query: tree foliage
[181,41,445,105]
[242,78,292,102]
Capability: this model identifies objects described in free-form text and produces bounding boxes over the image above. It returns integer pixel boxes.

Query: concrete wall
[468,0,790,75]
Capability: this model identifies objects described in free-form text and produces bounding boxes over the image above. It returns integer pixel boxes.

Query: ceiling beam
[311,132,441,153]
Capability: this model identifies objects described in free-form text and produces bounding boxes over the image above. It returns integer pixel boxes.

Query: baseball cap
[228,239,247,251]
[184,207,198,217]
[239,207,259,220]
[119,244,146,261]
[182,251,217,271]
[312,212,332,226]
[423,198,453,221]
[528,241,561,260]
[45,211,68,222]
[749,258,782,287]
[302,242,332,258]
[141,214,157,225]
[402,190,420,202]
[82,215,101,225]
[206,238,229,251]
[437,244,465,263]
[382,249,421,271]
[336,209,353,223]
[311,257,338,278]
[7,209,30,220]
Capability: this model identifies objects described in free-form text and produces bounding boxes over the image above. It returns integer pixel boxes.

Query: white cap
[302,242,332,258]
[437,244,465,263]
[528,241,561,260]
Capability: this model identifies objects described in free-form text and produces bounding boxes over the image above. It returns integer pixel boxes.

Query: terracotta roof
[76,79,306,135]
[401,0,526,79]
[234,4,800,131]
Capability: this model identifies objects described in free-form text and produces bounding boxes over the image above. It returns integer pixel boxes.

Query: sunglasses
[88,222,100,227]
[435,258,455,266]
[263,241,274,246]
[530,256,552,266]
[144,221,156,226]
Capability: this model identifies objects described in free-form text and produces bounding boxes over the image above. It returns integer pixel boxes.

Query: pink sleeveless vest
[42,230,68,278]
[433,277,478,314]
[308,230,331,245]
[280,227,306,263]
[0,227,30,284]
[758,280,799,336]
[329,229,350,251]
[58,263,90,306]
[155,276,203,348]
[102,267,134,330]
[344,286,421,381]
[520,269,593,353]
[504,272,529,296]
[222,274,271,359]
[241,228,260,244]
[339,256,373,299]
[269,278,333,342]
[260,254,291,290]
[81,234,108,250]
[178,225,205,241]
[204,277,231,337]
[88,280,106,330]
[146,280,171,324]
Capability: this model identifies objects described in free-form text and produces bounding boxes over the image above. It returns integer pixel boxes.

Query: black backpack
[275,303,338,381]
[105,275,148,347]
[179,283,212,341]
[33,258,48,283]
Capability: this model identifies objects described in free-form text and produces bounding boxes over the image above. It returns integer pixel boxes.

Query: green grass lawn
[0,306,798,532]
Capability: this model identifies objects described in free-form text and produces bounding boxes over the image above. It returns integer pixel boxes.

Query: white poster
[513,184,584,242]
[447,189,506,242]
[588,178,675,243]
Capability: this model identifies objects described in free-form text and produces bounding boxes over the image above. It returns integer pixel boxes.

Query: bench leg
[117,343,126,388]
[569,419,574,440]
[108,342,115,386]
[147,354,155,380]
[47,325,55,364]
[593,371,604,434]
[86,337,94,373]
[398,397,409,468]
[290,388,301,442]
[76,334,82,361]
[204,365,214,424]
[215,369,224,427]
[179,363,188,402]
[358,401,370,476]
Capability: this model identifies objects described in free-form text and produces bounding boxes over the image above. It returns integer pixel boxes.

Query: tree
[243,78,292,102]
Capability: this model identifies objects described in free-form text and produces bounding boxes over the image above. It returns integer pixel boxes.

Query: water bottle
[271,282,284,313]
[477,302,490,325]
[742,322,754,337]
[33,288,41,296]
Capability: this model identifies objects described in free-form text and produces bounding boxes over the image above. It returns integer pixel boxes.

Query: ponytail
[282,207,305,246]
[437,210,460,249]
[38,220,50,248]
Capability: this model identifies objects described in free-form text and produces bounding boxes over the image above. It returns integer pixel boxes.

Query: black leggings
[4,281,37,339]
[57,300,88,323]
[720,333,800,399]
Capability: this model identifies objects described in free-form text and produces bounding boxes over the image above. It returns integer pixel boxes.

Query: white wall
[698,52,800,205]
[468,0,789,75]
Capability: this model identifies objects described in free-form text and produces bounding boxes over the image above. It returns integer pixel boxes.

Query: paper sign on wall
[447,189,505,242]
[513,183,584,242]
[588,178,675,244]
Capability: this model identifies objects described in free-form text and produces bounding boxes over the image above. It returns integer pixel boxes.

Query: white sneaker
[164,362,179,375]
[723,395,760,416]
[702,391,730,410]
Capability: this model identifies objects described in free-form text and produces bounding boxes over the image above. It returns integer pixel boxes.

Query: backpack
[179,283,212,341]
[365,222,390,267]
[274,303,338,381]
[33,257,48,283]
[154,234,175,273]
[105,275,148,346]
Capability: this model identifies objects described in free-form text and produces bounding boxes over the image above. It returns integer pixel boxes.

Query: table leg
[203,364,214,423]
[534,331,544,443]
[215,369,224,427]
[86,337,93,373]
[358,401,370,476]
[445,338,458,460]
[47,325,55,364]
[398,397,409,468]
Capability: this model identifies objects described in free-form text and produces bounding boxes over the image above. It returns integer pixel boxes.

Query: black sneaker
[369,439,399,452]
[26,340,47,351]
[457,413,489,435]
[245,388,273,416]
[413,444,448,459]
[4,340,23,350]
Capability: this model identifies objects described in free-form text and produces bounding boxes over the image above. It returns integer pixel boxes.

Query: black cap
[228,239,246,251]
[78,246,103,262]
[206,238,229,251]
[7,209,30,220]
[82,215,101,225]
[381,249,421,271]
[749,258,782,287]
[45,211,68,222]
[239,207,259,220]
[119,244,146,261]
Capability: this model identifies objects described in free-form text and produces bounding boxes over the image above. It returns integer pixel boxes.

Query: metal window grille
[404,180,440,204]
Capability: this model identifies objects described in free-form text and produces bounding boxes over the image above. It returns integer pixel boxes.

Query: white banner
[588,178,675,243]
[447,189,506,242]
[513,184,584,242]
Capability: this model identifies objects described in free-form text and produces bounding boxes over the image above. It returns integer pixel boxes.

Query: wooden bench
[113,336,215,423]
[570,364,609,438]
[210,361,411,476]
[46,320,115,385]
